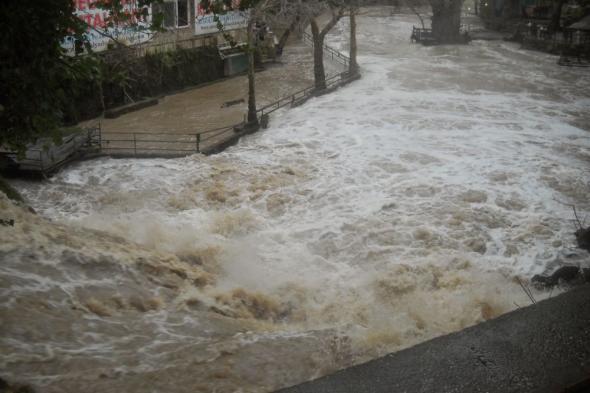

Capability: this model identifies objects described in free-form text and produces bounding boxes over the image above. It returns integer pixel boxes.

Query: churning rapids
[2,8,590,393]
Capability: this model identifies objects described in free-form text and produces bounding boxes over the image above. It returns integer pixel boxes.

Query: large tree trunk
[429,0,464,44]
[311,18,327,91]
[277,15,300,54]
[549,0,567,32]
[246,18,258,126]
[310,9,345,92]
[349,8,358,75]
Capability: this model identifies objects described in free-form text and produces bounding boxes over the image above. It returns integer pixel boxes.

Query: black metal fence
[256,72,352,117]
[302,32,350,67]
[98,123,241,157]
[0,127,101,175]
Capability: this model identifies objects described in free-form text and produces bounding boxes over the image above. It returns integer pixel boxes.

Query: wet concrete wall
[63,45,224,125]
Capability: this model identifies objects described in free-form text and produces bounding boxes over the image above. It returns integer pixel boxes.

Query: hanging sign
[63,0,154,54]
[194,0,249,36]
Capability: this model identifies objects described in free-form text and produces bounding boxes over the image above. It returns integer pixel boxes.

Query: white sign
[194,0,249,36]
[63,0,154,54]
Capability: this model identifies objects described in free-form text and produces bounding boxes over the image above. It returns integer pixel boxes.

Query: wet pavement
[88,38,344,154]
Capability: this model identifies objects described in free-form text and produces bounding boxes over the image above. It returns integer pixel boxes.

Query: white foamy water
[2,9,590,393]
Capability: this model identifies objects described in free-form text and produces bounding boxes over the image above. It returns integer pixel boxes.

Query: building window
[177,0,189,27]
[154,0,190,29]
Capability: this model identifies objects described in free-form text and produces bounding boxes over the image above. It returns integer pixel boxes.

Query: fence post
[133,133,137,156]
[196,134,200,153]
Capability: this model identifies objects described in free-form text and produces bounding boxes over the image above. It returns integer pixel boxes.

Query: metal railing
[85,34,219,61]
[0,127,102,175]
[411,26,434,43]
[411,24,472,43]
[302,32,350,67]
[256,71,354,117]
[98,123,242,157]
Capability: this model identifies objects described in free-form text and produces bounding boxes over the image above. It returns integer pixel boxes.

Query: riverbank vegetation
[0,177,24,204]
[0,0,164,155]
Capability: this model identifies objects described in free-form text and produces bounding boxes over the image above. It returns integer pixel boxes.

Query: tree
[549,0,568,32]
[428,0,464,44]
[309,4,346,90]
[0,0,163,155]
[276,13,302,55]
[0,0,88,155]
[202,0,284,128]
[349,5,359,75]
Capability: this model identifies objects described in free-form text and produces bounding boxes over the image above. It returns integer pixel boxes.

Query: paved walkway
[85,38,344,155]
[278,285,590,393]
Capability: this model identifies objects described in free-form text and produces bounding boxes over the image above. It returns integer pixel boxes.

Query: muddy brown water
[2,7,590,393]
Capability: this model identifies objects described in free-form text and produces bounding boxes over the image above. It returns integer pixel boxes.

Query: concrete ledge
[104,98,159,119]
[278,285,590,393]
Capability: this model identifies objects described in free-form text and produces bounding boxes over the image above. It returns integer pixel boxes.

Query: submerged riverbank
[2,7,589,392]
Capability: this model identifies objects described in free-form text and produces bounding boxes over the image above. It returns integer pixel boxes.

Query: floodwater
[2,8,590,393]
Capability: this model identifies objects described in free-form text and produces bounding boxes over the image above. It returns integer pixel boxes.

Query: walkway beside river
[84,38,344,155]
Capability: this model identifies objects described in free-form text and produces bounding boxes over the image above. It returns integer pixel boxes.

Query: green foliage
[0,0,92,155]
[200,0,258,13]
[62,46,224,122]
[0,177,25,203]
[0,0,164,156]
[93,0,166,43]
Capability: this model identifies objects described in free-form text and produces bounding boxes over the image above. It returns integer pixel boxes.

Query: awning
[568,15,590,31]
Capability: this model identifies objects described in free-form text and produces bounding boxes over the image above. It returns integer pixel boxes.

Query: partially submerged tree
[428,0,464,43]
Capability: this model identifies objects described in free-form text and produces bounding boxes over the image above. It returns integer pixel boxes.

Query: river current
[2,8,590,393]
